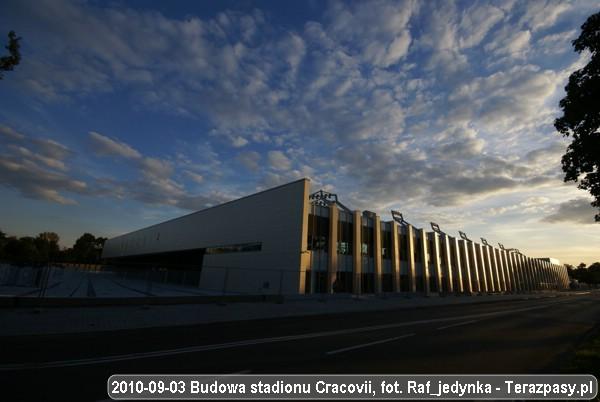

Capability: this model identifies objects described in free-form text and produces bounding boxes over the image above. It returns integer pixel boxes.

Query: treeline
[566,262,600,285]
[0,229,106,264]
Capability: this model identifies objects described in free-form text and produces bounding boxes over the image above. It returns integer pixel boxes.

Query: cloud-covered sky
[0,0,598,265]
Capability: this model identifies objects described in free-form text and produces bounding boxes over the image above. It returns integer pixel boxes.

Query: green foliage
[555,12,600,221]
[71,233,106,263]
[0,31,21,79]
[0,228,106,264]
[569,262,600,284]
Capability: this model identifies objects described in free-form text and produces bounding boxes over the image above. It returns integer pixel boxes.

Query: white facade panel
[102,179,310,294]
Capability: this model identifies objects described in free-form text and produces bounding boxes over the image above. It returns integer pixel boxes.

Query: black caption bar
[108,374,597,400]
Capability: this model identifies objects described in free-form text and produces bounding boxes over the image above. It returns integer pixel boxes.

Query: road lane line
[0,299,569,370]
[436,319,479,330]
[326,333,415,355]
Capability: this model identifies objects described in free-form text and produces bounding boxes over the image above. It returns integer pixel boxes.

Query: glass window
[205,242,262,254]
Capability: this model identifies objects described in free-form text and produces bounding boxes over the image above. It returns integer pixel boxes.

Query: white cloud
[89,131,142,159]
[184,170,204,184]
[458,3,505,49]
[484,29,531,57]
[543,198,599,224]
[237,151,261,172]
[231,136,249,148]
[267,150,291,171]
[0,125,85,204]
[0,125,26,140]
[519,1,571,32]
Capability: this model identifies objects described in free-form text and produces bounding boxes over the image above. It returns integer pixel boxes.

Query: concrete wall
[102,179,310,294]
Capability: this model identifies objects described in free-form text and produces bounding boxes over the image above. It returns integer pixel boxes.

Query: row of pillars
[317,205,569,295]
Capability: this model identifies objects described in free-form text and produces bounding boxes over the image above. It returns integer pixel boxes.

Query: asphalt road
[1,291,599,401]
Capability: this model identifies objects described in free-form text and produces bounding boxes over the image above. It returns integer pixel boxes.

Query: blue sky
[0,0,598,264]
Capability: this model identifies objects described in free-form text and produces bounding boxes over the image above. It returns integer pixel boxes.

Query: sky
[0,0,598,265]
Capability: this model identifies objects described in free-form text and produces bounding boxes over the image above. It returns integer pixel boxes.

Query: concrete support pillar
[537,260,545,290]
[298,182,311,294]
[526,256,534,292]
[352,210,362,295]
[459,240,473,294]
[391,221,400,293]
[494,248,505,292]
[531,259,539,291]
[558,266,564,289]
[486,246,498,292]
[374,216,382,294]
[538,260,545,290]
[407,224,416,293]
[532,259,540,291]
[519,256,527,292]
[521,256,531,292]
[519,255,530,292]
[526,257,536,292]
[509,253,520,292]
[431,233,443,293]
[419,228,430,294]
[468,241,480,293]
[500,249,512,292]
[327,204,339,294]
[441,234,453,293]
[451,237,463,293]
[475,243,488,293]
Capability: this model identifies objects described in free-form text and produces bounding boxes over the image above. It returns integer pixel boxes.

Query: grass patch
[562,330,600,378]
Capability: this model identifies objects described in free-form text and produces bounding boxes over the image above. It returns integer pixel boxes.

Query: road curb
[0,294,284,308]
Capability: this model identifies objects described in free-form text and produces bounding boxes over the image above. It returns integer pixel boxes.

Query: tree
[4,236,40,264]
[0,31,21,79]
[555,12,600,221]
[0,229,6,260]
[72,233,106,263]
[34,232,61,262]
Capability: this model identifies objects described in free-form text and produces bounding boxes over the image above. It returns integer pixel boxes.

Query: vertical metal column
[352,210,362,295]
[452,237,464,293]
[442,234,453,293]
[374,215,382,294]
[419,228,430,294]
[459,240,473,294]
[468,241,481,293]
[391,221,400,293]
[475,243,488,293]
[494,248,507,292]
[328,204,339,294]
[407,224,416,293]
[432,233,443,293]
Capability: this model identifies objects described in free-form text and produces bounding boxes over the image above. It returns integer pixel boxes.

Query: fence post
[222,268,229,296]
[146,270,152,295]
[279,270,284,296]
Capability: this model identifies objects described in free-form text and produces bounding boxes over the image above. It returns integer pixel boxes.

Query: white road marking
[436,319,479,330]
[326,333,415,355]
[0,300,567,370]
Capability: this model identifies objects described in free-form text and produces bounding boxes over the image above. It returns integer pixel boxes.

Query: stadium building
[102,178,569,295]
